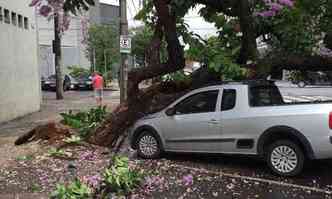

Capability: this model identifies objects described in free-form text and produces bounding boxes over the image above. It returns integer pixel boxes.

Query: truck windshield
[249,85,284,107]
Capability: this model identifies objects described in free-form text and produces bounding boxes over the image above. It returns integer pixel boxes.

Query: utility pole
[119,0,129,103]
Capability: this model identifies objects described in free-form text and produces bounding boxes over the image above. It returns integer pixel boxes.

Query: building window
[18,14,23,28]
[11,12,17,26]
[4,9,10,24]
[0,7,3,22]
[24,17,28,29]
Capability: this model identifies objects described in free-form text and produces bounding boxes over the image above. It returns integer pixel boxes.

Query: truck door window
[249,85,284,107]
[175,90,219,114]
[221,89,236,111]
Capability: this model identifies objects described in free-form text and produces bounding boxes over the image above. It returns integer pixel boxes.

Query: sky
[100,0,217,38]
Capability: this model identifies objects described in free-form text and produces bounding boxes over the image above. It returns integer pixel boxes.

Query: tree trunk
[236,0,258,64]
[54,14,64,100]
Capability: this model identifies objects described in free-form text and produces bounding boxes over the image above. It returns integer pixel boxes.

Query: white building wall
[0,0,41,123]
[37,13,91,78]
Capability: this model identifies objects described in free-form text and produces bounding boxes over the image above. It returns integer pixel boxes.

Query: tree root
[15,122,72,145]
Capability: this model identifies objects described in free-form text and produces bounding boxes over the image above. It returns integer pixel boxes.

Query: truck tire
[266,140,305,176]
[136,131,162,159]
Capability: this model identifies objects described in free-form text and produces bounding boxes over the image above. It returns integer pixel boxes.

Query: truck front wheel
[267,140,305,176]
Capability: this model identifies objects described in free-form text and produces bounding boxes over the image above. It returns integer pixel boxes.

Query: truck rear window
[249,85,284,107]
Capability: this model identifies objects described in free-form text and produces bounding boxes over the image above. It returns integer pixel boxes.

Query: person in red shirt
[92,72,104,106]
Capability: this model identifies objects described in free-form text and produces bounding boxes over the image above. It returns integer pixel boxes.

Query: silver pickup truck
[129,80,332,176]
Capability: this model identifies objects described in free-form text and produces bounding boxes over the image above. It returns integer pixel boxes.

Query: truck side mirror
[165,107,176,116]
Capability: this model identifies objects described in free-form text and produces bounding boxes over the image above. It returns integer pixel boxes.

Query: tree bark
[236,0,258,64]
[127,0,185,103]
[54,14,64,100]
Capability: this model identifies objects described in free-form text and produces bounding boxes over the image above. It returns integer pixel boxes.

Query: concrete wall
[0,0,41,122]
[89,0,101,24]
[39,45,84,78]
[37,14,91,76]
[100,3,119,25]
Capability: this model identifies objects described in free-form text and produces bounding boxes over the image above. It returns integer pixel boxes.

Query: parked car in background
[76,75,93,90]
[289,71,332,87]
[130,80,332,176]
[42,74,78,91]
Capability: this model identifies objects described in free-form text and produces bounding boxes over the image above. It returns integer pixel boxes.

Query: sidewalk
[0,90,119,138]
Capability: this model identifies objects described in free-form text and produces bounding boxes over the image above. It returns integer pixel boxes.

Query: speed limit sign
[120,35,131,54]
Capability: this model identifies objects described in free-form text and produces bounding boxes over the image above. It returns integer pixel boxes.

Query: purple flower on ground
[278,0,295,7]
[182,174,193,186]
[80,151,96,161]
[39,5,52,17]
[143,176,165,194]
[82,174,102,188]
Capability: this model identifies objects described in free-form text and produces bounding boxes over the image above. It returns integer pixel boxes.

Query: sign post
[119,0,129,103]
[120,35,131,54]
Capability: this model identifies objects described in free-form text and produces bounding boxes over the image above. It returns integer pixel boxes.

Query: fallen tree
[88,0,186,147]
[17,0,332,149]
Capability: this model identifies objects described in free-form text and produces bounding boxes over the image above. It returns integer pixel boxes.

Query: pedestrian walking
[92,71,104,106]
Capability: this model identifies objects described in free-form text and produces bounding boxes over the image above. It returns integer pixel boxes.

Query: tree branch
[127,0,185,101]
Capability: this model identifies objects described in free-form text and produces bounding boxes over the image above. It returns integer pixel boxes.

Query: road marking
[170,164,332,195]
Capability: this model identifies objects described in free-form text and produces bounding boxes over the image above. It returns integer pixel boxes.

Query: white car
[129,80,332,176]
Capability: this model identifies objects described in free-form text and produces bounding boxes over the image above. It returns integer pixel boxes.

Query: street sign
[120,35,131,54]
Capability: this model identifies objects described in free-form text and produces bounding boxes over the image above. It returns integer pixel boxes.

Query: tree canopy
[86,24,120,75]
[136,0,332,77]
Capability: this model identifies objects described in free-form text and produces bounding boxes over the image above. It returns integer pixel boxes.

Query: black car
[76,75,93,90]
[42,74,78,91]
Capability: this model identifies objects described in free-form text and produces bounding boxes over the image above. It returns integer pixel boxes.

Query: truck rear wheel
[267,140,305,176]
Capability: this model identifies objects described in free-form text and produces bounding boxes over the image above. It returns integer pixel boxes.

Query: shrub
[68,66,90,78]
[48,148,66,157]
[64,135,83,145]
[60,106,108,138]
[51,179,91,199]
[103,156,142,195]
